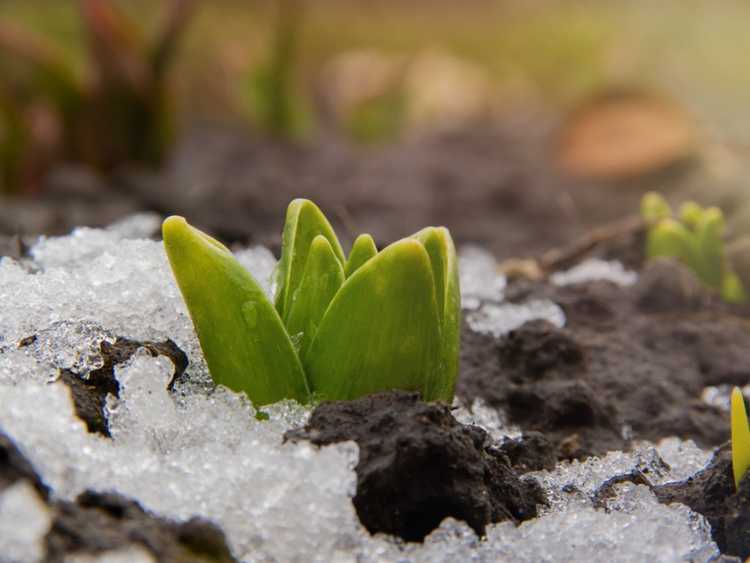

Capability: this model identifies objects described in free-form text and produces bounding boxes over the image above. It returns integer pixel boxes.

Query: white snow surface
[0,220,721,561]
[551,258,638,287]
[0,481,51,562]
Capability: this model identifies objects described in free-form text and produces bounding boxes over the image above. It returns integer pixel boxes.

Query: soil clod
[286,391,545,542]
[497,431,558,472]
[47,490,236,563]
[0,432,50,500]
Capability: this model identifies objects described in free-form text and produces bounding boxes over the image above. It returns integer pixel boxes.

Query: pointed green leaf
[163,216,309,405]
[305,239,442,401]
[679,201,703,231]
[344,234,377,277]
[645,218,692,262]
[285,235,345,360]
[274,199,345,321]
[411,227,461,401]
[731,387,750,489]
[641,192,672,224]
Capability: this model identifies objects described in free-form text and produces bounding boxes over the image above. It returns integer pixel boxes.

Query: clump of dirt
[0,431,236,562]
[654,444,750,559]
[18,336,188,437]
[47,491,236,563]
[0,433,50,500]
[458,258,750,460]
[497,431,558,472]
[285,391,545,542]
[633,257,715,313]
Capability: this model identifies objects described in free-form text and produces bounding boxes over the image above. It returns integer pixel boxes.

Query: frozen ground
[0,217,721,561]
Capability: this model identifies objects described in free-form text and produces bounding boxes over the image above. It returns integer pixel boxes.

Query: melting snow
[0,481,52,562]
[458,246,506,308]
[465,300,566,337]
[551,258,638,287]
[0,220,720,561]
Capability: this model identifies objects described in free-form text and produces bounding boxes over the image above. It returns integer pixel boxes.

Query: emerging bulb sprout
[163,199,460,406]
[641,192,746,303]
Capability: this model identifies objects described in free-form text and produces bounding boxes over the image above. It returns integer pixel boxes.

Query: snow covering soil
[0,216,721,561]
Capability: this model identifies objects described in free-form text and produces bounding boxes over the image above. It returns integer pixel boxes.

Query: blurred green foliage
[641,192,746,303]
[3,1,750,188]
[0,0,194,193]
[345,87,406,144]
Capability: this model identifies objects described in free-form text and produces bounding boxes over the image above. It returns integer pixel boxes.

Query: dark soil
[497,431,558,472]
[0,431,236,562]
[457,258,750,460]
[654,444,750,559]
[0,433,50,501]
[285,391,545,542]
[0,122,704,261]
[47,491,236,563]
[18,335,188,437]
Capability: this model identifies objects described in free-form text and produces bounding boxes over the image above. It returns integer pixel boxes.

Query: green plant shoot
[163,199,461,406]
[641,192,746,303]
[731,386,750,490]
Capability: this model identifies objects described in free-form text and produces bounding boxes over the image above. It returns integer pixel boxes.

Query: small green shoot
[163,199,461,406]
[731,387,750,490]
[641,192,746,303]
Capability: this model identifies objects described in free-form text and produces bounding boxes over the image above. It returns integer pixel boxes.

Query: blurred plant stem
[248,0,310,140]
[0,93,26,194]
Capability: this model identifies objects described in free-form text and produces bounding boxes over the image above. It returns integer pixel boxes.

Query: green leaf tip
[731,386,750,490]
[678,201,703,230]
[345,234,377,277]
[641,191,671,224]
[162,216,309,406]
[163,201,462,408]
[286,235,345,360]
[274,199,345,321]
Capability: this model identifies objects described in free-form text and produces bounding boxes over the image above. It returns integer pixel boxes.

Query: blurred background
[2,0,750,259]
